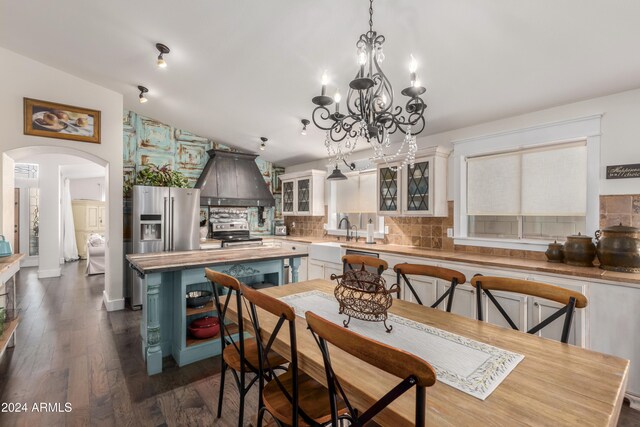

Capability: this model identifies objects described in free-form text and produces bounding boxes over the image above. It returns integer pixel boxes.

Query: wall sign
[606,163,640,179]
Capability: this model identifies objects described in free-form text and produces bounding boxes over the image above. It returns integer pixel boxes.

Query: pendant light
[156,43,170,68]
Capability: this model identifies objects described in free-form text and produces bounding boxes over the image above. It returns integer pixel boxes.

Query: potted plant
[123,164,189,197]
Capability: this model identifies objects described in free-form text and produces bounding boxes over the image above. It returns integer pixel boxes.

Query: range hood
[196,149,275,207]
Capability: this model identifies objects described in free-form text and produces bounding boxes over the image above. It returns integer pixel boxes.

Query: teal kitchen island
[126,246,307,375]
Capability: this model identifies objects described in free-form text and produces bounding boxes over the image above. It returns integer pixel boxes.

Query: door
[98,205,106,229]
[437,282,476,319]
[169,188,201,251]
[530,297,584,346]
[403,157,433,215]
[401,275,438,307]
[377,164,401,215]
[282,180,295,215]
[481,290,528,331]
[296,178,311,215]
[308,259,324,280]
[132,185,169,254]
[87,205,100,229]
[13,188,19,253]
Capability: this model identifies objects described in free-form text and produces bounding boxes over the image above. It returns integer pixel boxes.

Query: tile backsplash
[284,195,640,260]
[600,194,640,229]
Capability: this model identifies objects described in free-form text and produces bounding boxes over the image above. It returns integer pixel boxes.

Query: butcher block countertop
[273,236,640,286]
[126,246,308,275]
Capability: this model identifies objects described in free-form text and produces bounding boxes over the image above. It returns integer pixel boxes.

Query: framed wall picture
[24,98,101,144]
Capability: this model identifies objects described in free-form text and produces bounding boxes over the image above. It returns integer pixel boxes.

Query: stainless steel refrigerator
[129,185,200,308]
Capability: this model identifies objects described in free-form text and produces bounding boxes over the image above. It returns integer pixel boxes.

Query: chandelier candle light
[311,0,426,171]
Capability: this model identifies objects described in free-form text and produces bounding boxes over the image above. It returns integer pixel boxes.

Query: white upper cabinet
[280,169,326,216]
[376,146,449,217]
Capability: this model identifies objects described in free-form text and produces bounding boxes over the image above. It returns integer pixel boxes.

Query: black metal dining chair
[240,283,343,426]
[394,263,466,312]
[306,310,437,426]
[206,269,287,427]
[471,275,588,343]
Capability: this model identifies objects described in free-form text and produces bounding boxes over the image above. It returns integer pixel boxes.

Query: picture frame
[23,97,101,144]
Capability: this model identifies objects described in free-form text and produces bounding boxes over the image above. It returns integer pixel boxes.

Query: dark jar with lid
[563,233,596,267]
[545,240,564,263]
[595,223,640,273]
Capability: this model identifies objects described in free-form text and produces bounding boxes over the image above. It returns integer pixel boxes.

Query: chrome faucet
[338,217,353,241]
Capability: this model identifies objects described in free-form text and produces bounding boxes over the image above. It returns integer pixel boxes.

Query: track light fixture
[259,137,268,151]
[156,43,170,68]
[138,85,149,103]
[301,119,310,136]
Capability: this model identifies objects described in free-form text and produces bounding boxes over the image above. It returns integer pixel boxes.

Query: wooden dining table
[226,279,629,426]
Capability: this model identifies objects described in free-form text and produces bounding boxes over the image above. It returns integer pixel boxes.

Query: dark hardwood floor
[0,260,638,426]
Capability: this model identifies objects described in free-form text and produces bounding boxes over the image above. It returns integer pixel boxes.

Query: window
[453,114,601,251]
[327,169,385,236]
[466,142,587,241]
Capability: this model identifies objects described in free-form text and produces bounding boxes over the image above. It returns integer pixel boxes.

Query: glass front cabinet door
[296,178,311,214]
[377,163,401,215]
[403,158,434,215]
[375,147,449,217]
[279,170,326,216]
[282,180,295,214]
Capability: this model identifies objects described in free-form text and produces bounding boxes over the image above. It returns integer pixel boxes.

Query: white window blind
[466,141,587,217]
[467,153,521,215]
[358,170,377,213]
[335,175,360,213]
[521,144,587,215]
[335,170,378,213]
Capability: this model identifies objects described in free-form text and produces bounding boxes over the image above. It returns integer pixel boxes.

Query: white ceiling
[2,1,640,166]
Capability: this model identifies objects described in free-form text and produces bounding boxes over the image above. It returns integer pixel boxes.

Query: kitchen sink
[309,242,343,264]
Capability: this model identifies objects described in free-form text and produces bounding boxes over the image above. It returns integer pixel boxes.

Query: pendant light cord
[369,0,374,33]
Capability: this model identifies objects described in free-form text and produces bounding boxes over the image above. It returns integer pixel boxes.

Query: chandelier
[311,0,426,171]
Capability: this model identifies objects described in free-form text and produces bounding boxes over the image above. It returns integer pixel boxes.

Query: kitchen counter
[271,236,640,286]
[128,246,308,375]
[127,246,308,275]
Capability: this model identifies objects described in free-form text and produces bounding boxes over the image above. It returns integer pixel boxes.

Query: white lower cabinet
[308,259,325,280]
[324,263,342,281]
[481,291,528,332]
[437,282,477,319]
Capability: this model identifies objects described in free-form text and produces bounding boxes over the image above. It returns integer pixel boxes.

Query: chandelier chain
[369,0,374,33]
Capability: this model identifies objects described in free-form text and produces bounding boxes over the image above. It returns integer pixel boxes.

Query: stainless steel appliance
[274,220,287,236]
[209,208,263,248]
[129,185,200,308]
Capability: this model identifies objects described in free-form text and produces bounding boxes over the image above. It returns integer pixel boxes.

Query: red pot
[190,316,219,328]
[188,316,220,339]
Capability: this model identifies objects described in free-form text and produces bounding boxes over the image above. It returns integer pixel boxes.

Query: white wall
[1,154,14,249]
[70,177,105,201]
[0,46,124,311]
[287,87,640,198]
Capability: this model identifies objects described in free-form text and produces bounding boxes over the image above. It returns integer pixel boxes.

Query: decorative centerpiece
[332,266,399,333]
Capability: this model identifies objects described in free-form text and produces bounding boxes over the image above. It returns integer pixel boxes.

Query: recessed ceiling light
[156,43,170,68]
[259,137,268,151]
[301,119,310,136]
[138,85,149,103]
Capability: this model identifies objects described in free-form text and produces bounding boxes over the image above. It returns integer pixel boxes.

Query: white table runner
[280,290,524,400]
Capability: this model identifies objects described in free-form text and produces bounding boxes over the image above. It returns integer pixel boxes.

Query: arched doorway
[4,146,111,302]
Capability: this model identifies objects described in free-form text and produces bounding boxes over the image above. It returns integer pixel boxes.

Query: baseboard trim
[627,392,640,411]
[20,256,38,268]
[103,290,125,312]
[38,268,61,278]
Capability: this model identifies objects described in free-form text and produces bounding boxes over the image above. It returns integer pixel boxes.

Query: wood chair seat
[223,338,288,373]
[262,369,347,426]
